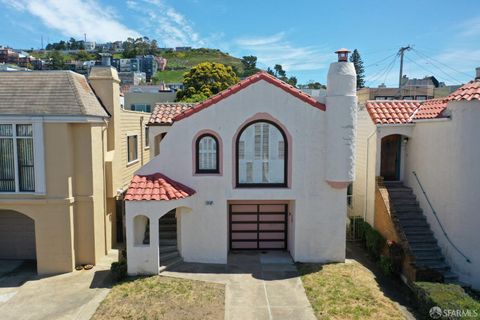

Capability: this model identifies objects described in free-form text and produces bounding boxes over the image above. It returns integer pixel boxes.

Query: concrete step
[159,239,177,246]
[159,245,178,254]
[390,198,419,205]
[159,225,177,231]
[415,261,450,272]
[159,256,183,272]
[398,219,428,227]
[407,236,437,244]
[383,181,405,187]
[389,192,417,199]
[414,255,445,265]
[403,229,434,237]
[160,251,180,261]
[393,206,423,213]
[159,231,177,239]
[411,247,442,256]
[159,218,177,225]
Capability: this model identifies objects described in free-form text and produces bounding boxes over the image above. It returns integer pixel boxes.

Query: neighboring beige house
[125,51,358,275]
[351,68,480,289]
[0,67,151,274]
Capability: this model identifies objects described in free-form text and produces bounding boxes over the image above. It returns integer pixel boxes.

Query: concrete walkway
[163,251,316,320]
[0,251,118,320]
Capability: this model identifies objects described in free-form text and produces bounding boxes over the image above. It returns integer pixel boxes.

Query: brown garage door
[0,210,36,260]
[229,203,288,250]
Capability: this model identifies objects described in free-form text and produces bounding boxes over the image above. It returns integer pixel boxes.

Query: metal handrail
[412,171,471,263]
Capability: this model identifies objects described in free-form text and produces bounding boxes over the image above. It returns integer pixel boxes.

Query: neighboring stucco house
[351,68,480,289]
[125,51,358,275]
[0,67,151,274]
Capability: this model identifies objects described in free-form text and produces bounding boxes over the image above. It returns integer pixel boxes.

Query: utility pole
[398,45,411,89]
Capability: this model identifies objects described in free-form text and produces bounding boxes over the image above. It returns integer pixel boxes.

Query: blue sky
[1,0,479,85]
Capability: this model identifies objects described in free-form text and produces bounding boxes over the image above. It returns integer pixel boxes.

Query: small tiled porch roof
[125,173,196,201]
[148,103,196,125]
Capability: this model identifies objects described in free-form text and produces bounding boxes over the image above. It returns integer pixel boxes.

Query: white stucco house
[125,50,357,275]
[351,68,480,289]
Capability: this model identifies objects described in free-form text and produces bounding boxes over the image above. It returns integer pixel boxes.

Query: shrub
[364,226,385,260]
[110,260,127,282]
[413,282,480,319]
[379,255,394,277]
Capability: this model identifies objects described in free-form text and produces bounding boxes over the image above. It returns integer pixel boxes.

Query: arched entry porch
[0,210,36,261]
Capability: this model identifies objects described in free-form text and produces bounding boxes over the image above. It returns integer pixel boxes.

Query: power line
[404,56,462,85]
[409,50,463,84]
[364,52,397,68]
[365,54,398,86]
[412,48,472,79]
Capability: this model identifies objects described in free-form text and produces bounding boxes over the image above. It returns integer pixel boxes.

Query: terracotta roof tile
[148,103,196,125]
[413,98,448,120]
[124,173,196,201]
[173,71,326,121]
[366,100,421,124]
[447,80,480,101]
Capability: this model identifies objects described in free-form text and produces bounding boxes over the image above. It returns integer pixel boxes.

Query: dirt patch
[299,262,407,320]
[92,275,225,320]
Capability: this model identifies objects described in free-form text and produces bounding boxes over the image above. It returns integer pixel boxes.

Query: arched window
[236,120,287,187]
[196,134,219,173]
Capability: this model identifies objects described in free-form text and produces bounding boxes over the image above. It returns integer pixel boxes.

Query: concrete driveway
[163,251,316,320]
[0,251,117,320]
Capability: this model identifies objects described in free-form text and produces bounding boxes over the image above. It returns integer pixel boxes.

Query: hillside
[152,48,245,84]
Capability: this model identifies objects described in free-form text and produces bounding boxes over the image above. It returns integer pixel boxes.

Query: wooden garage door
[0,210,36,260]
[229,203,288,250]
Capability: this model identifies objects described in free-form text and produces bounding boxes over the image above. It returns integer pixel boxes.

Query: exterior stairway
[384,181,459,283]
[159,211,183,271]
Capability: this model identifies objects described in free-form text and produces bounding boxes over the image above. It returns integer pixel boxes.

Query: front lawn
[299,261,406,320]
[92,276,225,320]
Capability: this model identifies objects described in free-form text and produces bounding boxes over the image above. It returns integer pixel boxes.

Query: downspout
[363,128,377,221]
[140,116,144,165]
[102,118,109,255]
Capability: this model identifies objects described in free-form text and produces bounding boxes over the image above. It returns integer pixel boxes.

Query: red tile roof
[447,80,480,101]
[173,71,326,122]
[366,100,421,124]
[413,98,448,120]
[148,103,196,125]
[125,173,196,201]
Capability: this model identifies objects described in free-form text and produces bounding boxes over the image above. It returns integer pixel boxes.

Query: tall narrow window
[196,134,219,173]
[127,135,138,163]
[0,124,35,192]
[236,120,287,187]
[144,127,149,148]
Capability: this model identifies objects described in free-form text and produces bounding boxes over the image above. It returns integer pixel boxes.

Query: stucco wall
[127,79,351,271]
[0,122,108,274]
[403,100,480,289]
[352,107,377,223]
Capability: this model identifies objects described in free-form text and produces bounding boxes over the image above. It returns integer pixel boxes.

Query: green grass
[152,48,245,83]
[92,275,225,320]
[299,262,405,320]
[413,282,480,319]
[152,70,188,83]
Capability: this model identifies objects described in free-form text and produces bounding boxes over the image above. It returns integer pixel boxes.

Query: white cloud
[0,0,140,42]
[233,32,329,72]
[128,0,205,47]
[456,16,480,38]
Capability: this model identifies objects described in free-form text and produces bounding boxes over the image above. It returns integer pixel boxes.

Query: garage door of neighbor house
[0,210,36,260]
[229,203,288,250]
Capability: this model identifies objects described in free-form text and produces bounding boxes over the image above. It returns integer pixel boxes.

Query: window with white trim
[127,135,138,163]
[196,134,219,173]
[237,121,287,187]
[0,124,35,192]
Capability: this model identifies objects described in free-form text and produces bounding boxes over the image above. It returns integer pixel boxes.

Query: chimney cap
[334,48,351,54]
[335,48,351,62]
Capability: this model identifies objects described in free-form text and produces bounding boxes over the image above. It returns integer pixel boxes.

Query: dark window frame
[127,135,138,163]
[195,133,220,174]
[235,120,288,188]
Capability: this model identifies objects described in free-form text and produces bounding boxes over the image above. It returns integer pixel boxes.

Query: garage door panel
[229,203,287,250]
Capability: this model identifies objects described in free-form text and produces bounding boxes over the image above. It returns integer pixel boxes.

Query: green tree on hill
[266,64,298,87]
[177,62,240,103]
[349,49,365,89]
[241,55,258,77]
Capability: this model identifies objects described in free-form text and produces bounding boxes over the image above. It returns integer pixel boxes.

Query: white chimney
[325,49,357,188]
